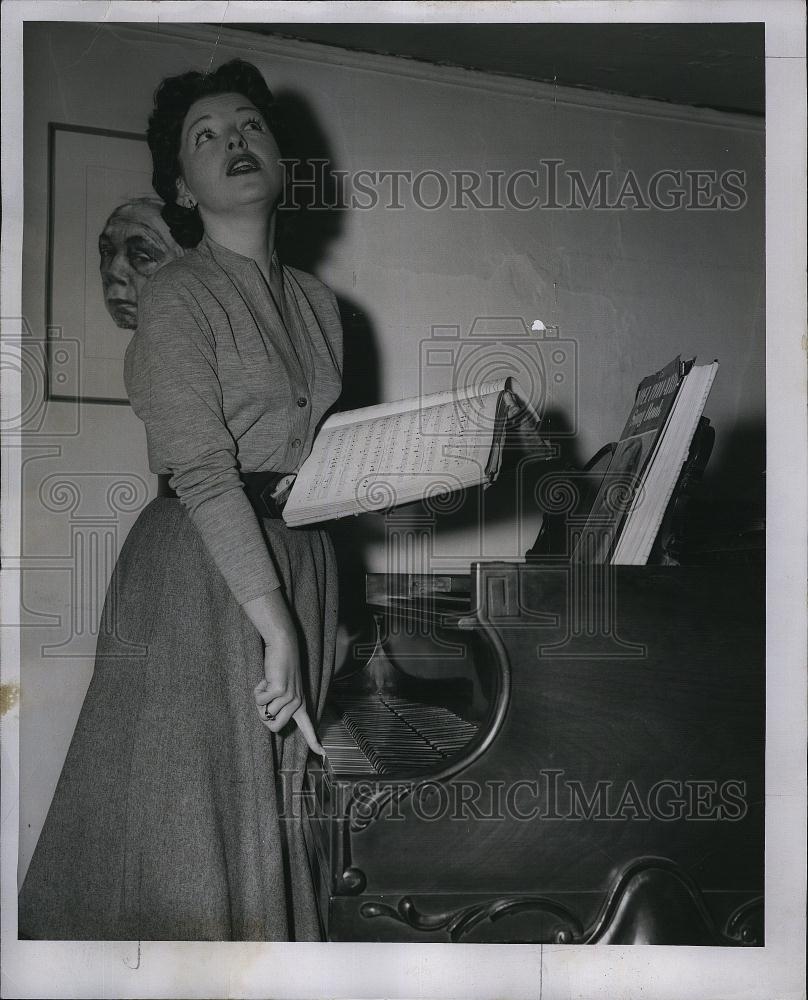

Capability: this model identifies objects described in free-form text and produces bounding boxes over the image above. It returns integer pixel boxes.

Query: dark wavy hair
[147,59,284,248]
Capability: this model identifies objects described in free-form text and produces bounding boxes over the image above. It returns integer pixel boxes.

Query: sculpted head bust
[98,196,184,330]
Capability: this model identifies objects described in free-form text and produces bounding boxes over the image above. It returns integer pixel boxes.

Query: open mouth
[226,153,261,176]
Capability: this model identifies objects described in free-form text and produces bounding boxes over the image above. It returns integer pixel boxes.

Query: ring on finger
[263,704,276,721]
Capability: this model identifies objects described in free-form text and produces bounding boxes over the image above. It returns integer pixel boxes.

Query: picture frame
[46,122,155,404]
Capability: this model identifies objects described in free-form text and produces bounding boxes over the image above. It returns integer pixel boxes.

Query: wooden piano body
[303,562,764,944]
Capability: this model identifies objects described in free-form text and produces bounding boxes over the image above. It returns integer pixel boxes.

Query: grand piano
[302,451,765,945]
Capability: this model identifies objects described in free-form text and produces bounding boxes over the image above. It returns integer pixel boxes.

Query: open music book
[574,356,719,565]
[283,378,535,526]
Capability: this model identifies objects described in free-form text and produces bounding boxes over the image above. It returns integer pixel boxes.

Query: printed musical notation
[283,380,514,525]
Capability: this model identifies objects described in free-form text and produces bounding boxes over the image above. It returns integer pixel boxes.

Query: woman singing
[20,59,342,941]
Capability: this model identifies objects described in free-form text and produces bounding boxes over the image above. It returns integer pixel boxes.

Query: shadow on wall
[691,415,766,543]
[703,416,765,512]
[416,410,767,565]
[275,89,383,657]
[413,406,585,556]
[275,88,343,276]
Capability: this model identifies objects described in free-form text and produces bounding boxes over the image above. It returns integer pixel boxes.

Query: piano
[302,558,764,944]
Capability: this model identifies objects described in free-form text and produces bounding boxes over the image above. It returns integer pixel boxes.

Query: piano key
[322,694,480,778]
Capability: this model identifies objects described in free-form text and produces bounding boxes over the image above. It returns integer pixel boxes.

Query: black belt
[157,471,293,519]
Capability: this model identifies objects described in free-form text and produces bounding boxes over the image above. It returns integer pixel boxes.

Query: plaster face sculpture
[98,198,183,330]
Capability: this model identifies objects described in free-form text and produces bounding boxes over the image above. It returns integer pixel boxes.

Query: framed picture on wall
[46,123,177,404]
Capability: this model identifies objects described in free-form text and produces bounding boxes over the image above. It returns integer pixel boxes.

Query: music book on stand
[574,356,719,565]
[282,377,538,526]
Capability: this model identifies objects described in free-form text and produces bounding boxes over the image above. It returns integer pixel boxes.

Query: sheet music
[319,377,509,430]
[287,389,502,517]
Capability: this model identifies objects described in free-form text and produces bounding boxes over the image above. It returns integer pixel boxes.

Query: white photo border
[1,2,805,999]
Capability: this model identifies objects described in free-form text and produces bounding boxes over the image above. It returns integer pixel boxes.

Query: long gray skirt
[19,497,337,941]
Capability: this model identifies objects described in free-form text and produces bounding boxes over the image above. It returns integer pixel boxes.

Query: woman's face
[176,92,283,219]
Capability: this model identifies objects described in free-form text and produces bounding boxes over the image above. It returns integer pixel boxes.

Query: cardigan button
[297,396,308,407]
[291,438,301,448]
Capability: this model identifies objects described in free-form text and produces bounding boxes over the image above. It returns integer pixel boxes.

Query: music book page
[283,380,514,525]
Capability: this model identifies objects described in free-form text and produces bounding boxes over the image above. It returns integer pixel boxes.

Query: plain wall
[18,21,764,880]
